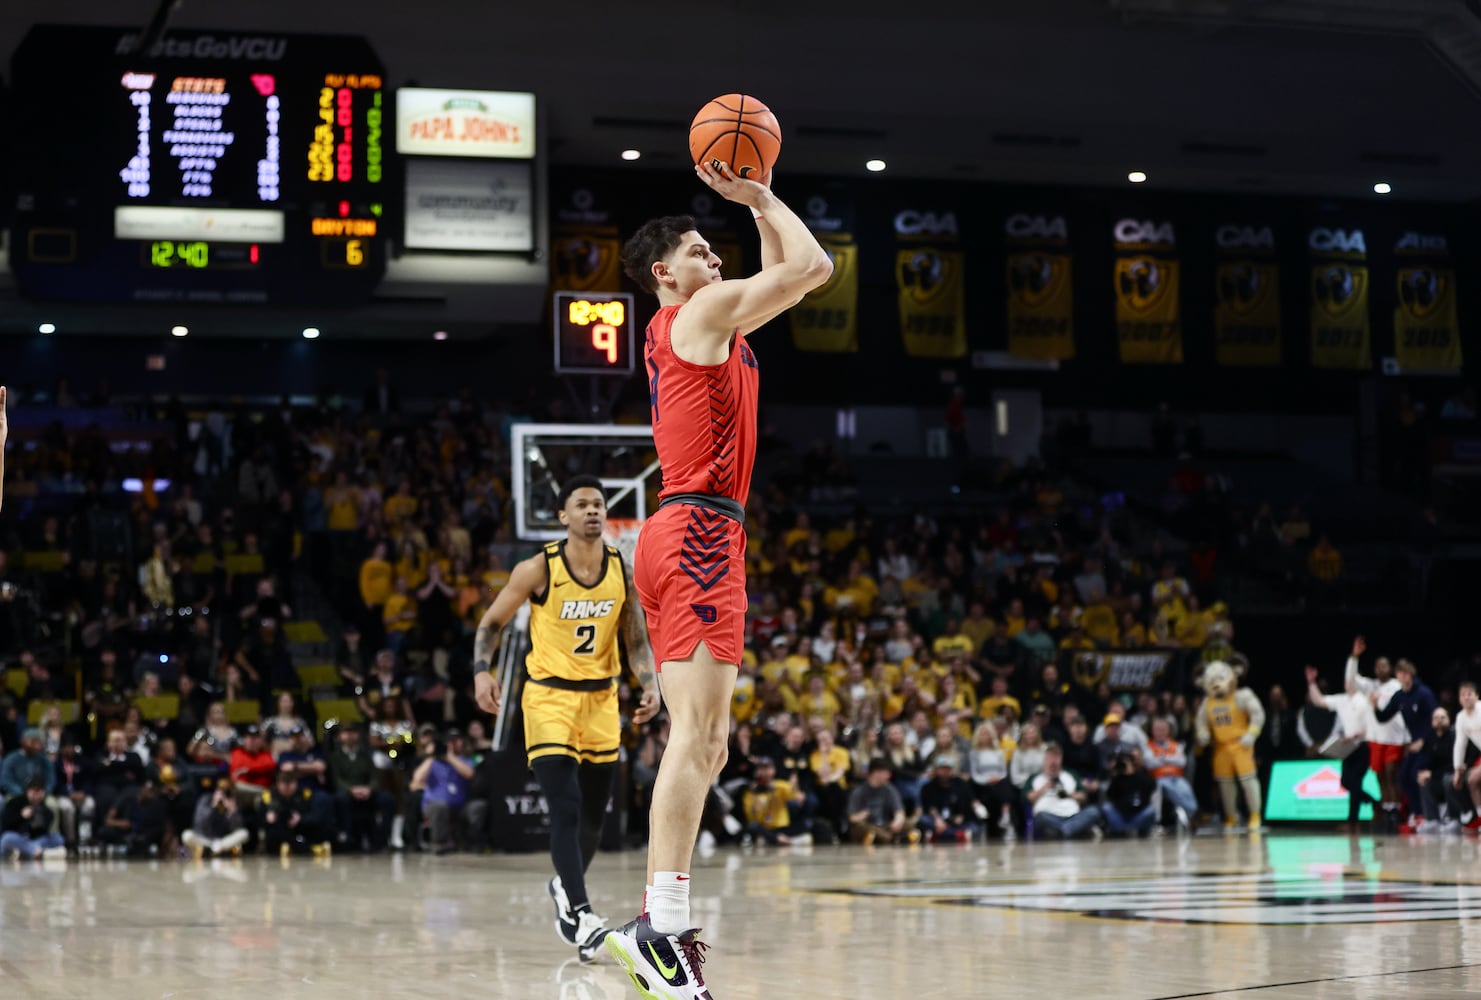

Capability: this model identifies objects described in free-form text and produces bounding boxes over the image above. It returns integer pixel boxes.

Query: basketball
[688,94,781,179]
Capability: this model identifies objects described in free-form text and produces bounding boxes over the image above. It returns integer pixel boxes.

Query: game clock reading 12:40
[554,292,636,375]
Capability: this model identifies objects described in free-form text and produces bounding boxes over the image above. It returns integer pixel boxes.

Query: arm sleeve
[1346,656,1375,694]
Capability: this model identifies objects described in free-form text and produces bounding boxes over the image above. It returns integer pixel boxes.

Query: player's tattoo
[620,563,656,690]
[473,625,496,674]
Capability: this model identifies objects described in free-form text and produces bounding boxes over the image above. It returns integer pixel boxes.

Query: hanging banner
[791,193,859,352]
[1213,224,1281,367]
[1005,213,1075,360]
[1392,231,1462,373]
[550,185,621,292]
[895,207,967,359]
[1113,218,1182,363]
[1307,226,1371,370]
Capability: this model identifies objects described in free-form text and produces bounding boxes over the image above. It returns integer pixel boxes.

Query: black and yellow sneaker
[604,913,712,1000]
[549,876,578,945]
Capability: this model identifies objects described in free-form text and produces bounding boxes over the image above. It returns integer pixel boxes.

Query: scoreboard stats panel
[9,25,389,306]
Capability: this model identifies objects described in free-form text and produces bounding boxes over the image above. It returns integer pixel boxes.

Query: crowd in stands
[3,382,1480,860]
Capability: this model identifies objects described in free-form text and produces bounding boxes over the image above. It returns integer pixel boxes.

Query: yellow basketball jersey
[1205,694,1249,744]
[525,541,626,683]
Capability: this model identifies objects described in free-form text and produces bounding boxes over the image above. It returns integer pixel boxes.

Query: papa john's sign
[396,88,537,159]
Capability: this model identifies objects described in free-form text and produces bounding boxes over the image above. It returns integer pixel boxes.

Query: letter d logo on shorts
[691,604,718,624]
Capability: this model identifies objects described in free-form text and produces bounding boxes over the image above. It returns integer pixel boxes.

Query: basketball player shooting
[603,164,833,998]
[471,476,661,963]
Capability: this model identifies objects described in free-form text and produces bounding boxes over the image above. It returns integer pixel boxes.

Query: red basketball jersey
[644,304,759,505]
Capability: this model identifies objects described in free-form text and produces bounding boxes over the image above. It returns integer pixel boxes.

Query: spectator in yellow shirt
[742,757,808,845]
[1002,598,1027,639]
[959,601,997,653]
[980,677,1021,722]
[932,620,975,660]
[325,472,362,532]
[810,728,852,837]
[394,540,428,591]
[797,673,842,725]
[359,542,393,609]
[1059,626,1096,652]
[382,577,417,652]
[382,481,418,525]
[1119,612,1149,648]
[1308,535,1343,582]
[1173,594,1212,648]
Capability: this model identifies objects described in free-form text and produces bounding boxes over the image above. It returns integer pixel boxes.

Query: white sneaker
[574,908,610,964]
[1442,820,1464,835]
[997,812,1012,831]
[788,832,813,846]
[1091,825,1104,843]
[721,814,742,837]
[1175,806,1191,834]
[549,876,578,945]
[697,830,717,854]
[41,846,68,861]
[1003,825,1016,844]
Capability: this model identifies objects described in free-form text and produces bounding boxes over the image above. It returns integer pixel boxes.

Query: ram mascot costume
[1196,660,1266,831]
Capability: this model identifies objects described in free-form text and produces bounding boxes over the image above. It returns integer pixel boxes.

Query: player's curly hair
[620,215,696,294]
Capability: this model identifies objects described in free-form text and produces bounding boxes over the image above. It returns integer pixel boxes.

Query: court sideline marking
[1146,962,1481,999]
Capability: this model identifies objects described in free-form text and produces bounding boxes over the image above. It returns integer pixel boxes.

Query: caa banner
[1308,226,1371,369]
[790,194,859,352]
[550,185,621,292]
[1113,218,1182,363]
[1213,224,1281,367]
[1392,230,1462,373]
[895,207,967,359]
[1004,213,1075,360]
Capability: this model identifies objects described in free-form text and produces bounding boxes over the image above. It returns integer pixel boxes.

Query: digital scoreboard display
[553,292,636,375]
[8,25,389,305]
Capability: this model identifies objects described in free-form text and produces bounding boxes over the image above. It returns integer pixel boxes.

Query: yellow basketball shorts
[522,681,621,765]
[1212,742,1256,780]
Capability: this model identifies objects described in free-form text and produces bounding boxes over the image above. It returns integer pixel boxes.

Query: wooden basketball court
[2,835,1478,998]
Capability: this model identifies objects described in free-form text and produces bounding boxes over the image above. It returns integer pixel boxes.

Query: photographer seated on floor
[409,728,474,855]
[261,768,334,858]
[182,778,250,859]
[2,776,67,861]
[95,778,170,857]
[1104,748,1160,838]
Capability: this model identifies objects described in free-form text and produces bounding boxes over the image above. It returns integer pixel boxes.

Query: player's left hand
[633,688,662,725]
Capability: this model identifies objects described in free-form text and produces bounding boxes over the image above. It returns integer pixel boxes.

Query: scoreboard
[8,25,389,305]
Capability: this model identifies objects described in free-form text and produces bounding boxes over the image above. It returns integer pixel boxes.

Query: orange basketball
[689,94,781,180]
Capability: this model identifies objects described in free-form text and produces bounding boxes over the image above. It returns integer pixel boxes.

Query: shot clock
[553,292,635,374]
[8,24,388,305]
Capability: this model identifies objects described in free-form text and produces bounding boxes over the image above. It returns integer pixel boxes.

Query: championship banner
[895,207,966,358]
[1004,213,1074,360]
[550,185,621,292]
[1392,230,1462,372]
[1112,218,1182,363]
[791,193,859,352]
[1213,224,1281,366]
[1063,649,1175,693]
[1307,226,1370,369]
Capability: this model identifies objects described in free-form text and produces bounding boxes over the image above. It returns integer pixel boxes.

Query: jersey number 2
[573,625,597,655]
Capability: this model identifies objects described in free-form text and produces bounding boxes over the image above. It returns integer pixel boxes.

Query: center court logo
[840,872,1481,924]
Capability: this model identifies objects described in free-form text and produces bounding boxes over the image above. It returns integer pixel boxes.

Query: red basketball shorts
[1368,741,1403,772]
[634,504,748,668]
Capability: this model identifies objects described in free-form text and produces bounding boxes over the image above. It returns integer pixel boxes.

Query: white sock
[647,871,691,935]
